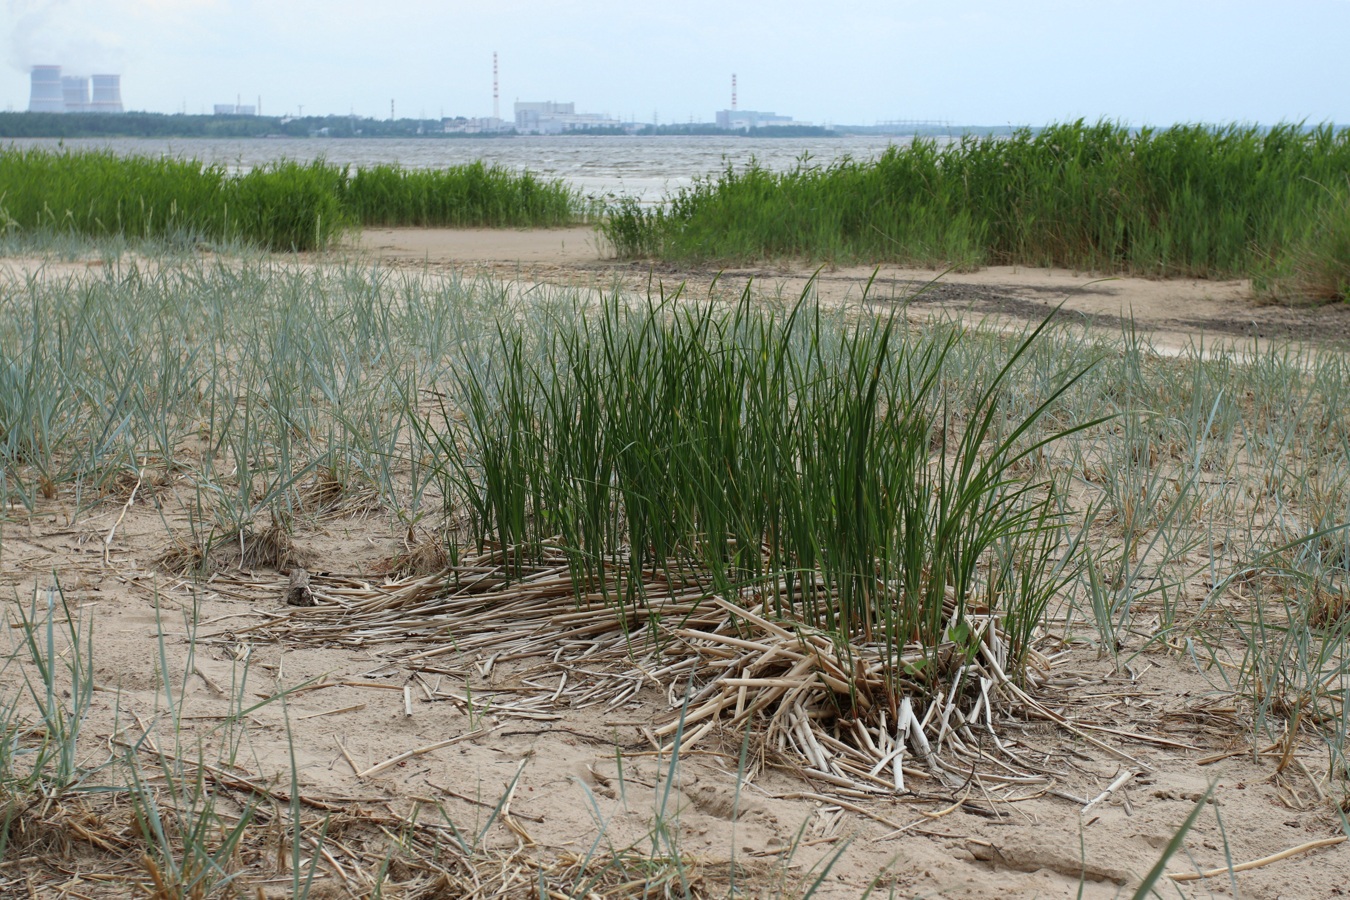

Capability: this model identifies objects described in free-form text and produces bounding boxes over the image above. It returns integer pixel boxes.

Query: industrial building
[61,76,89,112]
[28,66,63,112]
[443,116,509,134]
[90,75,123,112]
[715,109,800,131]
[714,75,804,131]
[28,66,123,113]
[514,101,619,134]
[213,103,257,116]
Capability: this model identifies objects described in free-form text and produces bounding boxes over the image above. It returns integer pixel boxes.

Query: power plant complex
[28,65,123,113]
[20,57,818,133]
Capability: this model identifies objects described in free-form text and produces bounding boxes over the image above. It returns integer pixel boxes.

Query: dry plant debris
[212,543,1116,799]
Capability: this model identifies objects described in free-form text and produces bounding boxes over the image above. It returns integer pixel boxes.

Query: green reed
[438,288,1099,683]
[343,160,585,227]
[0,148,349,250]
[602,121,1350,294]
[0,148,589,251]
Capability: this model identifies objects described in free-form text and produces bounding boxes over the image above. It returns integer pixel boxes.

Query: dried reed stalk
[210,543,1064,794]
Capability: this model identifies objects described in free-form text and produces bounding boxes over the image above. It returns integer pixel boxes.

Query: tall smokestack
[89,75,123,113]
[29,65,64,112]
[731,73,737,111]
[493,52,499,121]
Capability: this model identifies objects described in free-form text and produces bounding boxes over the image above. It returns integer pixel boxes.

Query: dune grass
[602,121,1350,297]
[0,148,589,251]
[2,252,1349,894]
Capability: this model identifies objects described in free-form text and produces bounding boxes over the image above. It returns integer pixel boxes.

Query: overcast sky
[3,0,1348,125]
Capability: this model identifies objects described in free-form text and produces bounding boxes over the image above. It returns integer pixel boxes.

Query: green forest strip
[601,121,1350,300]
[0,111,845,139]
[0,149,589,251]
[0,111,481,139]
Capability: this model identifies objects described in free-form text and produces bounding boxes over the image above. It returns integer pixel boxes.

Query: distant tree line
[0,112,516,140]
[628,123,836,137]
[0,112,850,140]
[635,123,728,136]
[735,125,835,137]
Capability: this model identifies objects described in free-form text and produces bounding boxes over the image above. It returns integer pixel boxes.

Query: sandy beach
[3,233,1348,898]
[351,226,1350,352]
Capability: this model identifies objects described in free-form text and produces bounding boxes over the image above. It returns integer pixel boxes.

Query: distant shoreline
[0,111,1007,141]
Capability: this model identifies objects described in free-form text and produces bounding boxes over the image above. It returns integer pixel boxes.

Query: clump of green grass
[432,288,1097,687]
[343,160,586,227]
[0,148,234,244]
[602,121,1350,290]
[227,158,351,251]
[0,148,590,252]
[0,148,349,251]
[1288,179,1350,302]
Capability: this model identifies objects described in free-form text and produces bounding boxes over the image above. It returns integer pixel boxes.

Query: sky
[3,0,1349,125]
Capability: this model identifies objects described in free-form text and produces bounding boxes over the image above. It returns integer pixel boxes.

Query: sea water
[5,134,911,203]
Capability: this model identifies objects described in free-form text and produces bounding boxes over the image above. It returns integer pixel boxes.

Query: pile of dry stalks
[209,543,1111,799]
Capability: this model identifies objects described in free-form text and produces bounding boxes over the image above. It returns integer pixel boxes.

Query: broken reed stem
[296,703,366,720]
[1168,835,1347,881]
[200,536,1106,797]
[333,735,362,776]
[103,460,146,563]
[1081,769,1135,816]
[356,727,494,779]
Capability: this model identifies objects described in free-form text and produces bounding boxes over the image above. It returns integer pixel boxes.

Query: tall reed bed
[0,149,350,250]
[603,122,1350,295]
[0,148,588,251]
[343,160,584,227]
[1290,177,1350,301]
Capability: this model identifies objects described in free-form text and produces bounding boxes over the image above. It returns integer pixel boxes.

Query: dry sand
[352,226,1350,352]
[3,232,1349,898]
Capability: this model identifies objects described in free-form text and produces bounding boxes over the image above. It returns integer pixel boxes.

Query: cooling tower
[62,76,90,112]
[29,65,65,112]
[90,74,124,113]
